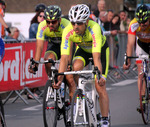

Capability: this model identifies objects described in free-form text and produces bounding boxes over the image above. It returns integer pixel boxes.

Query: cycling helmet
[135,4,150,24]
[69,4,90,23]
[35,3,46,12]
[44,5,62,20]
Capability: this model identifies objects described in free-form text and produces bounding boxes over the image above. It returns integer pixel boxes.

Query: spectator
[111,14,120,30]
[97,11,117,36]
[94,0,106,17]
[0,0,10,38]
[119,10,128,33]
[35,3,46,13]
[110,14,121,66]
[29,10,44,38]
[104,9,114,31]
[5,27,20,40]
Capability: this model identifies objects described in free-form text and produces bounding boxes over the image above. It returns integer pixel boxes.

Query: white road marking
[111,79,137,86]
[22,104,42,111]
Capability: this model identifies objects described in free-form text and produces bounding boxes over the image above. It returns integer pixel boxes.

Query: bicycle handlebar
[57,66,101,81]
[30,58,101,81]
[124,53,149,65]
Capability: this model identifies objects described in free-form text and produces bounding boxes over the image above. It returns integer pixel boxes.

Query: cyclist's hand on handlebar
[28,63,38,74]
[123,63,130,70]
[97,76,106,86]
[53,80,62,89]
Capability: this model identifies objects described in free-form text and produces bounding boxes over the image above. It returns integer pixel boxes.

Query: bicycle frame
[78,77,98,127]
[62,69,100,126]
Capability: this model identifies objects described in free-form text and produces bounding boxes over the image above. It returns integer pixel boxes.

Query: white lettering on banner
[11,51,19,81]
[0,46,22,82]
[0,63,3,81]
[4,60,11,81]
[0,45,45,87]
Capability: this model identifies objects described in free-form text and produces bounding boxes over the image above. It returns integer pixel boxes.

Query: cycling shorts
[136,39,150,58]
[0,38,5,63]
[73,41,109,77]
[45,43,61,60]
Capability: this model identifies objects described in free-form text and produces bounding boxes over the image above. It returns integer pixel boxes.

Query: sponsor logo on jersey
[88,26,97,47]
[38,25,47,38]
[131,23,139,32]
[63,29,74,49]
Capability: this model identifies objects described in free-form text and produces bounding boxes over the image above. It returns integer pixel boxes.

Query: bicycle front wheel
[139,76,150,124]
[71,89,90,127]
[43,80,58,127]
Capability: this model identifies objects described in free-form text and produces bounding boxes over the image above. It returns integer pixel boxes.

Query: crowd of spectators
[91,0,131,67]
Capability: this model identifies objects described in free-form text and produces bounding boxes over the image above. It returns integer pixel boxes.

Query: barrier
[0,39,48,104]
[0,40,48,92]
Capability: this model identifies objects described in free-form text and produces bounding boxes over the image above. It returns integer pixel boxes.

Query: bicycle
[124,53,150,124]
[30,58,71,127]
[57,65,110,127]
[0,96,7,127]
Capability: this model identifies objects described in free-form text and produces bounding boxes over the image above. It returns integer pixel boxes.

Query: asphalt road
[3,72,150,127]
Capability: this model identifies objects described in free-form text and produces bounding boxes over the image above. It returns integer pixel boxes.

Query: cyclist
[123,4,150,109]
[0,1,10,126]
[54,4,110,127]
[28,5,76,99]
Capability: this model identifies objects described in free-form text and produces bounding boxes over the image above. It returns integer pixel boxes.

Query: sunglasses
[39,15,45,18]
[46,20,58,24]
[71,22,84,26]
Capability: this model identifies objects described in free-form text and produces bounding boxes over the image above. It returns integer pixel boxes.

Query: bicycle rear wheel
[139,76,150,124]
[71,89,90,127]
[43,80,58,127]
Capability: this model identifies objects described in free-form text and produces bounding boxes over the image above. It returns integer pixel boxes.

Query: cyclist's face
[71,20,88,35]
[139,19,149,31]
[46,18,60,31]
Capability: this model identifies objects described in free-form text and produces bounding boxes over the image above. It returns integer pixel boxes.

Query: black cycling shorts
[45,43,61,60]
[73,41,109,76]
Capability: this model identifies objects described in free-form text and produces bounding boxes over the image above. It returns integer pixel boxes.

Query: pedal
[97,113,101,121]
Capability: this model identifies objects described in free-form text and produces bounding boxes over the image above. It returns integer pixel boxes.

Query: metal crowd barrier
[2,38,45,105]
[106,34,138,83]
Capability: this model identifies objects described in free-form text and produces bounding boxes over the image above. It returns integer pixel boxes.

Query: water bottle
[60,82,65,98]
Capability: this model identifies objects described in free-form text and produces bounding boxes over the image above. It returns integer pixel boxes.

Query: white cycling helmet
[69,4,90,23]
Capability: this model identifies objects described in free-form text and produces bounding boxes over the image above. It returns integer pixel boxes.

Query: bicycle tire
[71,89,90,127]
[43,80,58,127]
[139,75,150,124]
[0,97,6,127]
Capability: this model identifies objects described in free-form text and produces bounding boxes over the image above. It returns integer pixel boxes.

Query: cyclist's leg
[72,47,91,83]
[135,41,149,98]
[44,43,60,76]
[137,63,145,96]
[66,74,76,102]
[95,43,110,126]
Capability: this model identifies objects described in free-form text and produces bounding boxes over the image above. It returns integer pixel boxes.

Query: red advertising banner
[0,41,48,92]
